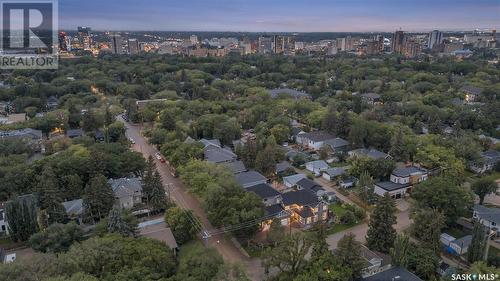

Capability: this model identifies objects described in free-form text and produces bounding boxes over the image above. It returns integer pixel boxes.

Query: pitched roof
[66,129,84,138]
[0,128,43,140]
[361,266,423,281]
[62,199,83,217]
[461,85,483,96]
[268,88,310,99]
[360,93,381,100]
[324,137,349,149]
[323,167,347,177]
[247,183,280,199]
[265,204,286,216]
[391,166,427,177]
[221,160,247,174]
[276,161,292,173]
[283,174,307,185]
[235,171,267,188]
[200,138,221,148]
[296,178,324,193]
[350,148,390,160]
[306,160,329,170]
[296,206,315,218]
[300,131,336,142]
[108,177,142,198]
[282,189,319,206]
[451,235,472,248]
[474,205,500,225]
[204,146,237,163]
[375,181,410,191]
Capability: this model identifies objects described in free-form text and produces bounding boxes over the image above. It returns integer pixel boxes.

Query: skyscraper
[58,32,68,51]
[392,30,405,54]
[258,36,272,54]
[428,30,443,49]
[128,38,139,54]
[190,35,198,45]
[273,35,285,54]
[111,34,123,54]
[77,26,92,50]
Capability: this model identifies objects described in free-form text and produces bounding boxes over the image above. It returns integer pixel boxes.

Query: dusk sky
[59,0,500,32]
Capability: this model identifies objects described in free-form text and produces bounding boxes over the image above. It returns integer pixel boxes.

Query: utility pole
[483,230,495,261]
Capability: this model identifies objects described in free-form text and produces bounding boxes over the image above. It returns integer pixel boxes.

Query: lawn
[327,223,359,235]
[329,203,348,217]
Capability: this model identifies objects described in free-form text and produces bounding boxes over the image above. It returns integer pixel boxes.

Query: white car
[129,137,135,144]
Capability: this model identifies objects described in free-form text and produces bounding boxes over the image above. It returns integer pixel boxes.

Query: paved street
[119,117,265,281]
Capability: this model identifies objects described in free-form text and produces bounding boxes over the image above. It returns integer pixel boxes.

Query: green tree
[407,244,439,281]
[165,207,198,245]
[29,223,83,253]
[147,170,167,212]
[390,233,410,267]
[5,194,38,242]
[467,220,486,263]
[336,233,365,280]
[472,178,498,205]
[322,105,337,133]
[263,233,311,276]
[37,167,67,224]
[267,218,285,246]
[174,242,225,281]
[366,193,397,253]
[82,174,115,223]
[106,207,138,237]
[411,208,445,253]
[412,176,474,225]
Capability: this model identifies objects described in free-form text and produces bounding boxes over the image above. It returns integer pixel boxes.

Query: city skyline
[59,0,500,32]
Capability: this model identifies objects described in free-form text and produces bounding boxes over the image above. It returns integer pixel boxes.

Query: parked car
[155,152,165,163]
[129,137,135,144]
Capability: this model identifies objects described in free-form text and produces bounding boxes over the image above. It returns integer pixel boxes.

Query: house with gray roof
[204,145,237,163]
[323,137,350,153]
[374,181,411,199]
[275,161,293,176]
[200,138,221,148]
[461,85,483,103]
[473,205,500,231]
[305,160,329,176]
[66,129,84,138]
[247,183,281,206]
[390,166,428,185]
[283,173,307,188]
[221,160,247,174]
[62,199,84,224]
[295,178,325,198]
[297,131,336,151]
[0,128,42,141]
[323,167,348,181]
[348,148,391,160]
[268,88,310,99]
[108,177,143,209]
[470,150,500,174]
[235,170,267,188]
[281,189,328,228]
[449,235,472,255]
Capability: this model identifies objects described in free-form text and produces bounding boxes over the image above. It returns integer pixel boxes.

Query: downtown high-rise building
[273,35,285,54]
[58,31,68,51]
[128,39,139,54]
[111,34,124,54]
[428,30,443,49]
[77,26,92,50]
[392,30,405,54]
[258,36,273,54]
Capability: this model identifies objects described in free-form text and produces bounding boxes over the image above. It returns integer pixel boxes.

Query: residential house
[470,150,500,174]
[0,203,7,234]
[473,205,500,232]
[339,177,356,188]
[235,170,267,188]
[390,166,428,185]
[247,183,282,206]
[264,204,290,226]
[94,129,105,142]
[62,199,84,224]
[283,174,307,188]
[108,177,143,209]
[66,129,84,139]
[322,167,348,181]
[139,220,179,256]
[348,148,391,160]
[281,189,328,228]
[305,160,329,176]
[275,161,293,176]
[203,139,237,164]
[359,245,392,278]
[291,127,305,143]
[221,160,247,174]
[46,96,59,110]
[297,131,336,151]
[461,85,483,103]
[360,266,423,281]
[0,128,43,142]
[323,137,350,154]
[360,93,382,105]
[295,178,325,198]
[285,148,310,163]
[374,181,411,199]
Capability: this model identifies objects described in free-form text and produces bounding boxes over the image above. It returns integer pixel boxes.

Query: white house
[0,203,8,235]
[374,181,411,199]
[109,177,143,209]
[473,205,500,231]
[297,131,336,151]
[305,160,329,176]
[322,167,348,181]
[283,174,307,188]
[390,166,428,185]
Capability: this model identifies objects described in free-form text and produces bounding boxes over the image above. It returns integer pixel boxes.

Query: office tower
[366,40,379,55]
[128,38,139,54]
[258,36,273,54]
[273,35,285,54]
[58,31,68,51]
[428,30,443,49]
[111,34,123,54]
[403,39,421,58]
[392,30,405,54]
[190,35,198,45]
[284,36,296,53]
[377,35,384,52]
[77,26,92,50]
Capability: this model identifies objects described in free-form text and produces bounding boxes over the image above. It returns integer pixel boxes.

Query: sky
[59,0,500,32]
